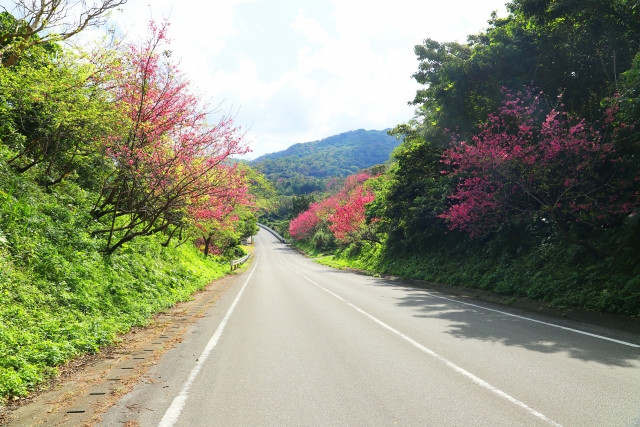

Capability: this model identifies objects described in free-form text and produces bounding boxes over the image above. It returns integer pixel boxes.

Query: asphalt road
[100,229,640,427]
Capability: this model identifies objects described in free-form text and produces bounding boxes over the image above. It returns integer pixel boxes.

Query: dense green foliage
[251,129,399,195]
[287,0,640,318]
[0,40,116,190]
[409,0,640,146]
[0,154,231,397]
[0,17,260,400]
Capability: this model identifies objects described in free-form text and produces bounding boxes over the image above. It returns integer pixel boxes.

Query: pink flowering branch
[440,88,639,254]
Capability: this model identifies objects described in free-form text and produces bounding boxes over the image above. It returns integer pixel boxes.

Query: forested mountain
[250,129,399,194]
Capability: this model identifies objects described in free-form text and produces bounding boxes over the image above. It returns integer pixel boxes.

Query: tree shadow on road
[291,260,640,366]
[348,273,640,367]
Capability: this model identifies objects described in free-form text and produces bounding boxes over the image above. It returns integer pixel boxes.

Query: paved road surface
[100,229,640,426]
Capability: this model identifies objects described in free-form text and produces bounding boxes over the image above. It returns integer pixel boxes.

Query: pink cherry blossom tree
[91,21,250,254]
[440,89,639,254]
[289,171,380,244]
[189,165,254,257]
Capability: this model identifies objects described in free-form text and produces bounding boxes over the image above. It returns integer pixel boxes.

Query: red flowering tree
[289,207,321,240]
[189,165,255,257]
[328,190,377,243]
[440,89,639,253]
[288,193,338,241]
[91,21,250,253]
[289,171,380,244]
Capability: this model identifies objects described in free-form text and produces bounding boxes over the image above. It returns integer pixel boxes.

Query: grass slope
[0,159,229,398]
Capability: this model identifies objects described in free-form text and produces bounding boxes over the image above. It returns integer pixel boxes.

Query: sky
[3,0,510,158]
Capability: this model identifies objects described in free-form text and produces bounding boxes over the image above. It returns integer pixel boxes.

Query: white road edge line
[157,257,260,427]
[297,244,638,349]
[423,293,640,348]
[283,237,640,350]
[278,257,563,427]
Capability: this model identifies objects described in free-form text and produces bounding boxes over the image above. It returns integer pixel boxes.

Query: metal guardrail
[257,223,287,243]
[229,253,250,271]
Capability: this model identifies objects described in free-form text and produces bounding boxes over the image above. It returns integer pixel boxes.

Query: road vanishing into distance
[100,229,640,427]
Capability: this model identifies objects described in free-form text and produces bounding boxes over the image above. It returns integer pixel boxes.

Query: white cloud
[0,0,508,158]
[291,9,331,45]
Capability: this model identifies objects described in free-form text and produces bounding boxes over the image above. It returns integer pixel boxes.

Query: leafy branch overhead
[1,0,126,66]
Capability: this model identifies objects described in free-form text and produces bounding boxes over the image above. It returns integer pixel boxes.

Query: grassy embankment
[295,233,640,318]
[0,159,234,399]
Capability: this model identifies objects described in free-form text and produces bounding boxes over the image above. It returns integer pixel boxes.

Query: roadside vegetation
[0,158,231,397]
[0,3,265,399]
[271,0,640,318]
[3,0,640,405]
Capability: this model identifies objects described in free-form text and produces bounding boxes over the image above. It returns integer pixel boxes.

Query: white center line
[279,256,563,427]
[158,257,259,427]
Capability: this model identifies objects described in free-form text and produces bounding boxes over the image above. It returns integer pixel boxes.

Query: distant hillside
[251,129,399,194]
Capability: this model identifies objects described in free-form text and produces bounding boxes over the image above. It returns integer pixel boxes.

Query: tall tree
[440,90,638,254]
[91,21,249,254]
[0,44,120,187]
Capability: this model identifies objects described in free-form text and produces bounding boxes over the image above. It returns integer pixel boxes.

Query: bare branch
[1,0,126,65]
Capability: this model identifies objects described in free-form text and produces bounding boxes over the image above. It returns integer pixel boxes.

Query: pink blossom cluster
[289,208,321,240]
[328,191,375,242]
[440,89,639,237]
[289,171,379,244]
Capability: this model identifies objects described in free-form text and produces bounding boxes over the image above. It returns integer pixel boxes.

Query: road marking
[157,257,259,427]
[278,257,563,427]
[423,293,640,348]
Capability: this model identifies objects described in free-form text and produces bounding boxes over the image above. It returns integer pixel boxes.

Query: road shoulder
[1,259,254,427]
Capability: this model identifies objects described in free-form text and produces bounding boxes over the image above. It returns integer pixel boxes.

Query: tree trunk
[161,225,179,247]
[203,235,212,257]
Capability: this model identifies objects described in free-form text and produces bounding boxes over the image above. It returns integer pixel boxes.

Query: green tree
[0,1,126,66]
[289,194,315,219]
[382,0,640,250]
[0,42,120,188]
[368,125,449,249]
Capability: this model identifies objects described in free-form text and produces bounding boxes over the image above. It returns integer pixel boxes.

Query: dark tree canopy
[383,0,640,250]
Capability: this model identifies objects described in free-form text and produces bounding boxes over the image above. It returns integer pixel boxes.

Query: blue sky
[3,0,509,158]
